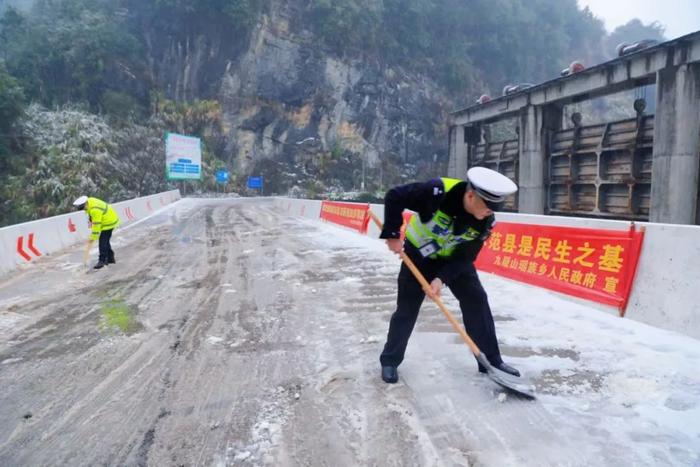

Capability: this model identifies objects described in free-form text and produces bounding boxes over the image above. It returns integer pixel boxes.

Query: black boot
[107,256,116,264]
[93,261,106,270]
[381,366,398,384]
[478,361,520,377]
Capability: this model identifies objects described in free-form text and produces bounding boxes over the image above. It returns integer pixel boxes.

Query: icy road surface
[0,198,699,466]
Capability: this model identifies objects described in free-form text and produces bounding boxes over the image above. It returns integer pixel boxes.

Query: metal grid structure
[546,115,654,220]
[469,139,519,211]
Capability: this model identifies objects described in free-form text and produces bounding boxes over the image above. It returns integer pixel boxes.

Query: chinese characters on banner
[320,201,370,234]
[474,222,645,313]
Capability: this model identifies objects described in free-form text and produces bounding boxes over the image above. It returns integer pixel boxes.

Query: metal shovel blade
[476,353,536,399]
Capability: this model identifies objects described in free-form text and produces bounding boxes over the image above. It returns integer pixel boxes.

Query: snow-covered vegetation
[0,0,666,225]
[0,104,225,225]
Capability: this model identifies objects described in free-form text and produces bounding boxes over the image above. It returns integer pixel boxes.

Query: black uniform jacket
[379,178,494,285]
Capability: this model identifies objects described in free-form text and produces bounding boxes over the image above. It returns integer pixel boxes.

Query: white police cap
[466,167,518,206]
[72,195,88,207]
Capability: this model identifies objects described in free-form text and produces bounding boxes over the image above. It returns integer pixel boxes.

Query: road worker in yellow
[73,196,120,269]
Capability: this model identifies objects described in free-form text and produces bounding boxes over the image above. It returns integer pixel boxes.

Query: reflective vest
[405,178,483,259]
[87,197,120,240]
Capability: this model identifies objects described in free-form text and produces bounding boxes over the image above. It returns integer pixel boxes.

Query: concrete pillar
[448,125,469,178]
[518,105,543,213]
[447,125,458,177]
[518,105,561,214]
[650,63,700,224]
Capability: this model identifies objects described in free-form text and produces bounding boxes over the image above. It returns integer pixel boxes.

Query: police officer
[73,195,120,269]
[379,167,519,383]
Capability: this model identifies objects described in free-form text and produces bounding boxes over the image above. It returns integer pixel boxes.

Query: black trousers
[98,229,115,263]
[380,261,503,369]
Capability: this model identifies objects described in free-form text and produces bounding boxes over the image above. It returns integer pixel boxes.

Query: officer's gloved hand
[428,278,443,300]
[386,238,403,255]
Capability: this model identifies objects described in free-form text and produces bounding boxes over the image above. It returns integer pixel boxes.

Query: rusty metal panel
[503,140,519,159]
[545,115,654,220]
[580,125,606,137]
[572,184,598,211]
[551,141,571,154]
[640,117,654,144]
[578,135,603,150]
[599,184,633,214]
[636,150,653,180]
[552,129,575,153]
[474,145,486,161]
[573,152,598,182]
[470,138,519,211]
[606,131,638,146]
[548,184,571,211]
[633,184,651,217]
[549,155,572,182]
[601,150,635,181]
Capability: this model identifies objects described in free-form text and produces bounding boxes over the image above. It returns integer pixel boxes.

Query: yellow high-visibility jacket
[87,197,120,241]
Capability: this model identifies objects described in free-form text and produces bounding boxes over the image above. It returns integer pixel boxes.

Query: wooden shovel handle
[83,242,91,266]
[367,210,482,357]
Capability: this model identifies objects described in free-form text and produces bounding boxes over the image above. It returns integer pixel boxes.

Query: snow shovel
[83,243,90,269]
[368,210,536,399]
[82,240,94,272]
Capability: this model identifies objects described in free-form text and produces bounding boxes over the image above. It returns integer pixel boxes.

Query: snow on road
[0,198,698,466]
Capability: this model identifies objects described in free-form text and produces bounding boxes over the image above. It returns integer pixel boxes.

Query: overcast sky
[578,0,700,39]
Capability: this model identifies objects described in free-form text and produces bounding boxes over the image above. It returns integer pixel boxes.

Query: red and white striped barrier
[0,190,181,276]
[16,233,42,261]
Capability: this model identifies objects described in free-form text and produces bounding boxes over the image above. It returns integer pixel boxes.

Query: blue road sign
[216,170,230,184]
[247,176,263,189]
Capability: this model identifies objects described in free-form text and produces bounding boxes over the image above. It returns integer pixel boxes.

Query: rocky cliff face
[144,2,452,194]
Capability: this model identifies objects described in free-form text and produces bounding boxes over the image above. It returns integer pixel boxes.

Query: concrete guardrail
[274,197,700,340]
[0,190,181,277]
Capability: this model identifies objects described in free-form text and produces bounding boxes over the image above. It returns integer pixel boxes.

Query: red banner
[475,222,645,312]
[320,201,370,234]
